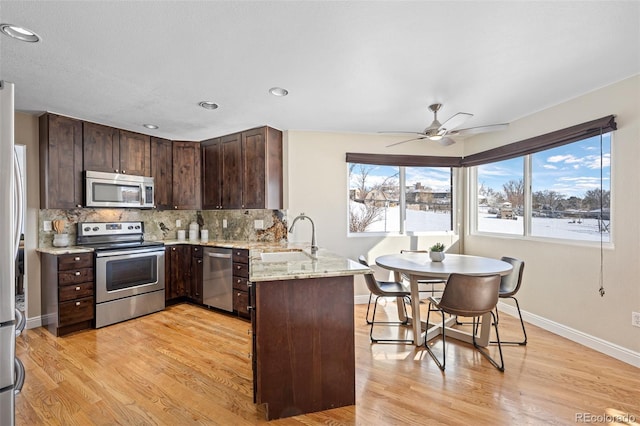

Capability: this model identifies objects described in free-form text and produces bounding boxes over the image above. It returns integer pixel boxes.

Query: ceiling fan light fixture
[428,134,443,141]
[0,23,40,42]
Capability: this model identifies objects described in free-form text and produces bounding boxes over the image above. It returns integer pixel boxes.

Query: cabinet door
[242,126,283,209]
[221,133,243,209]
[172,141,202,209]
[190,255,203,304]
[119,130,151,176]
[201,138,222,209]
[39,114,84,209]
[168,245,190,299]
[164,247,172,302]
[150,137,173,209]
[83,122,119,173]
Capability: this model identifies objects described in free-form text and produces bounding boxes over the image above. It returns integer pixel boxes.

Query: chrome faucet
[288,213,318,255]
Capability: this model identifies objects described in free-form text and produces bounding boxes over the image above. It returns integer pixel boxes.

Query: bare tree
[503,179,524,208]
[348,164,398,232]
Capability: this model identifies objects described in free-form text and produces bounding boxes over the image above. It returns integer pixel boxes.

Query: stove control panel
[78,221,144,237]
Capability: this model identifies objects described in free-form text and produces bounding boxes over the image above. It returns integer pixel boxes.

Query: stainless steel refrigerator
[1,80,26,425]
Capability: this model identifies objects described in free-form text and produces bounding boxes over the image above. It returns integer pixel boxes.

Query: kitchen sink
[260,251,313,262]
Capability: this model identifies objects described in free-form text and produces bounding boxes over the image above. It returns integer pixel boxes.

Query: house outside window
[348,164,453,234]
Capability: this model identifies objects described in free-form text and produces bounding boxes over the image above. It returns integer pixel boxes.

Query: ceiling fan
[382,103,508,147]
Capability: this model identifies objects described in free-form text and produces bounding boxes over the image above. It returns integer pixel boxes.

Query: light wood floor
[15,302,640,425]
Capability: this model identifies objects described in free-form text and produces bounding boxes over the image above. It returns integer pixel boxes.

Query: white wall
[463,75,640,354]
[286,75,640,359]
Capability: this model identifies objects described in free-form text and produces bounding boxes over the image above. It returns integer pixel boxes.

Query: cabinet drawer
[233,262,249,278]
[59,282,94,302]
[58,253,93,270]
[233,290,249,317]
[233,276,250,291]
[58,268,93,285]
[59,297,94,325]
[233,249,249,264]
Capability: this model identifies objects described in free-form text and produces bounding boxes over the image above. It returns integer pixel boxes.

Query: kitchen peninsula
[248,247,369,420]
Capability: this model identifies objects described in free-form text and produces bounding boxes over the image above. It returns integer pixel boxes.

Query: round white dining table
[375,253,513,346]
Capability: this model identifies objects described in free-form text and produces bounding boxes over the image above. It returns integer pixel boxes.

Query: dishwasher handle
[206,252,232,259]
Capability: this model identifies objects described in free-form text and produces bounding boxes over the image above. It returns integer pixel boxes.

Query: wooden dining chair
[424,273,504,371]
[359,256,414,344]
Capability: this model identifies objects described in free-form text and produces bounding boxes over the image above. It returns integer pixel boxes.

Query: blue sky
[478,134,611,198]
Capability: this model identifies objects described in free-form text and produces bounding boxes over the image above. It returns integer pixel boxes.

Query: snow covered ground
[352,202,610,242]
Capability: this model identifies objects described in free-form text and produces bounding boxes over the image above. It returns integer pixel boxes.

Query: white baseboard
[26,315,43,330]
[354,294,370,305]
[497,301,640,368]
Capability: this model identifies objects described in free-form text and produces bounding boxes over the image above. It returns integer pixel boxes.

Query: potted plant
[429,242,446,262]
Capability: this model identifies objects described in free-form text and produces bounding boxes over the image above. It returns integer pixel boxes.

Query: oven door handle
[95,247,165,258]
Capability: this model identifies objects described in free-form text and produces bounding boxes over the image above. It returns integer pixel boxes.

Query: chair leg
[424,306,446,371]
[369,296,413,344]
[473,311,505,372]
[491,296,527,345]
[365,292,374,324]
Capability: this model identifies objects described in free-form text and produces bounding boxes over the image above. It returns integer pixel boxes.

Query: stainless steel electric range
[77,221,165,328]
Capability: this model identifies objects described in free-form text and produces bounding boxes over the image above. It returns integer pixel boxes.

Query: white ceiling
[1,1,639,141]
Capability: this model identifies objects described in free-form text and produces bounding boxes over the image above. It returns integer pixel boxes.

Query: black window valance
[460,115,616,167]
[345,152,461,167]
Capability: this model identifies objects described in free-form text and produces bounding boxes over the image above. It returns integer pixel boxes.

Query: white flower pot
[429,251,445,262]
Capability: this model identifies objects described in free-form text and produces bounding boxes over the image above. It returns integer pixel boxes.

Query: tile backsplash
[39,208,288,248]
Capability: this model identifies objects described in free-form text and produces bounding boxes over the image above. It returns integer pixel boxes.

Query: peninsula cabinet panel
[253,275,355,420]
[201,138,222,209]
[242,126,283,209]
[150,137,173,209]
[172,141,201,210]
[221,133,243,209]
[83,122,119,173]
[119,130,151,176]
[39,113,84,209]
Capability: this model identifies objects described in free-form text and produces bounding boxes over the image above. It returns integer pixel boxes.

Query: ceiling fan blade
[439,112,473,133]
[386,136,427,147]
[438,137,456,146]
[378,131,426,135]
[448,123,509,136]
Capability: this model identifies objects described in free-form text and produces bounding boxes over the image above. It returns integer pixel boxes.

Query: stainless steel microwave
[85,171,154,208]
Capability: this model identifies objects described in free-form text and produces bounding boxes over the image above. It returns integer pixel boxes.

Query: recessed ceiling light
[143,124,158,129]
[269,87,289,97]
[199,101,219,110]
[0,23,40,42]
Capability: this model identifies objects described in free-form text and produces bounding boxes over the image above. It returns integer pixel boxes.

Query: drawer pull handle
[74,256,80,261]
[75,271,81,276]
[75,302,81,306]
[75,286,81,291]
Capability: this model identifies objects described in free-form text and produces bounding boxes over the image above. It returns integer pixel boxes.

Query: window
[476,157,524,235]
[348,163,453,234]
[473,132,612,243]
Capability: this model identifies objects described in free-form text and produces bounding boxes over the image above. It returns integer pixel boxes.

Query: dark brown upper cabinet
[83,124,150,176]
[242,127,282,209]
[39,113,84,209]
[150,137,173,210]
[172,141,201,210]
[201,138,222,209]
[202,126,282,210]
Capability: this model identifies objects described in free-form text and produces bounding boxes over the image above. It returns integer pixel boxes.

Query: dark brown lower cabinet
[232,249,250,318]
[190,246,203,304]
[252,275,356,420]
[41,252,95,336]
[166,245,191,301]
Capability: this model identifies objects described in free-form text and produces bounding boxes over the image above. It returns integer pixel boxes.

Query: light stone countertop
[38,240,370,281]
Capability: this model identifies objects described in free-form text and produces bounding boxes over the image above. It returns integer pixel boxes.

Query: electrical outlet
[632,312,640,328]
[222,219,228,228]
[43,220,52,232]
[254,220,264,229]
[176,219,181,227]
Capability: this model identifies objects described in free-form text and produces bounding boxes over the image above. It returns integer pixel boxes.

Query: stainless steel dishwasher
[203,247,233,312]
